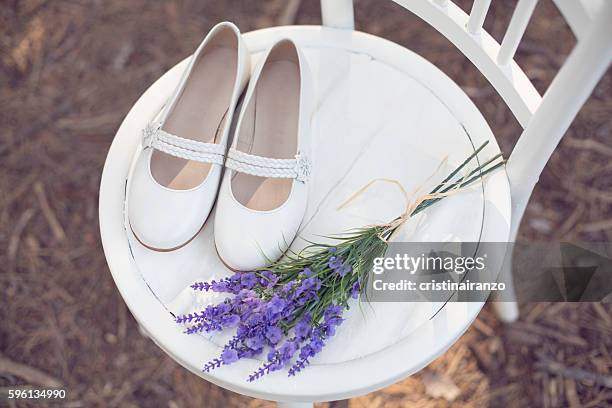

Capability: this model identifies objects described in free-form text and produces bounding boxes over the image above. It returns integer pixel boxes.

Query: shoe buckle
[295,154,311,183]
[142,122,162,147]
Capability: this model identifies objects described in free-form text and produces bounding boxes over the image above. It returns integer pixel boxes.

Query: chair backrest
[320,0,612,239]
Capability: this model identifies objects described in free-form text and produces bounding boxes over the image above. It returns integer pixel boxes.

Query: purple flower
[191,272,248,294]
[203,358,223,372]
[177,299,240,332]
[300,268,314,278]
[325,323,338,336]
[280,281,296,296]
[279,341,298,362]
[248,312,266,325]
[252,338,301,379]
[259,270,279,288]
[288,305,345,377]
[175,311,205,324]
[239,347,262,358]
[299,344,313,360]
[321,305,344,335]
[220,314,240,328]
[351,280,360,299]
[217,302,232,315]
[295,315,312,340]
[324,305,343,320]
[265,326,283,344]
[328,253,352,277]
[246,335,264,350]
[240,272,258,289]
[309,336,324,353]
[184,258,353,380]
[337,262,352,277]
[221,348,239,364]
[267,296,286,314]
[267,348,277,362]
[190,281,211,291]
[211,281,229,292]
[328,256,342,270]
[301,277,321,290]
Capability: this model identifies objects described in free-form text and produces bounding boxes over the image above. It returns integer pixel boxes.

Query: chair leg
[320,0,354,29]
[492,247,519,322]
[276,399,347,407]
[493,298,519,322]
[277,402,314,408]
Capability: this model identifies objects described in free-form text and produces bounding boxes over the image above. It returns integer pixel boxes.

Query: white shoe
[128,22,250,251]
[214,39,313,270]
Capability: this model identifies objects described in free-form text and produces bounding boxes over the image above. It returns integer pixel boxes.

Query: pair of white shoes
[128,22,312,271]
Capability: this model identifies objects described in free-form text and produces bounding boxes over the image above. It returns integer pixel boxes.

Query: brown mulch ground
[1,0,611,407]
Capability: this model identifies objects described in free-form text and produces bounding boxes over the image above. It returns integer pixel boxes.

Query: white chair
[99,0,611,406]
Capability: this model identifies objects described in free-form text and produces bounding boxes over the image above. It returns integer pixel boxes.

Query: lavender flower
[265,326,283,344]
[294,314,312,340]
[328,253,352,277]
[300,267,314,278]
[328,255,342,271]
[350,280,361,299]
[267,296,286,314]
[221,348,239,364]
[220,314,240,328]
[240,272,258,289]
[287,304,345,377]
[190,272,245,294]
[259,270,279,288]
[180,257,352,381]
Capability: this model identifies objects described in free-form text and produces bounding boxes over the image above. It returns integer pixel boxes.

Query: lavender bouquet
[176,141,503,381]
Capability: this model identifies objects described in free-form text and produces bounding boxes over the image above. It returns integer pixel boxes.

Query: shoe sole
[128,219,206,253]
[213,240,242,272]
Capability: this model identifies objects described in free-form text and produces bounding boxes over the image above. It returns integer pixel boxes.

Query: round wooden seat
[99,25,511,403]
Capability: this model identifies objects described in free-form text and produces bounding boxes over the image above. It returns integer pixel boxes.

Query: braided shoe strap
[142,122,225,165]
[225,148,311,183]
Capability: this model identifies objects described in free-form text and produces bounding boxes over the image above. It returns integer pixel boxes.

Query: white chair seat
[99,26,511,403]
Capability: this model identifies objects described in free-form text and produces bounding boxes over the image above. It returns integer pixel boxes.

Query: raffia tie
[337,156,480,241]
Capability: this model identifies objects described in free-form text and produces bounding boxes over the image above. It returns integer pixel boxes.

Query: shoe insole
[151,47,236,190]
[232,60,300,211]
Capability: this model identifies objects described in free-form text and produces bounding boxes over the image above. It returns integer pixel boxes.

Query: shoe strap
[225,148,311,183]
[142,122,225,165]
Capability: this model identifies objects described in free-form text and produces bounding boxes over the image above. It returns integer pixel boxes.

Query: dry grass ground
[1,0,611,407]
